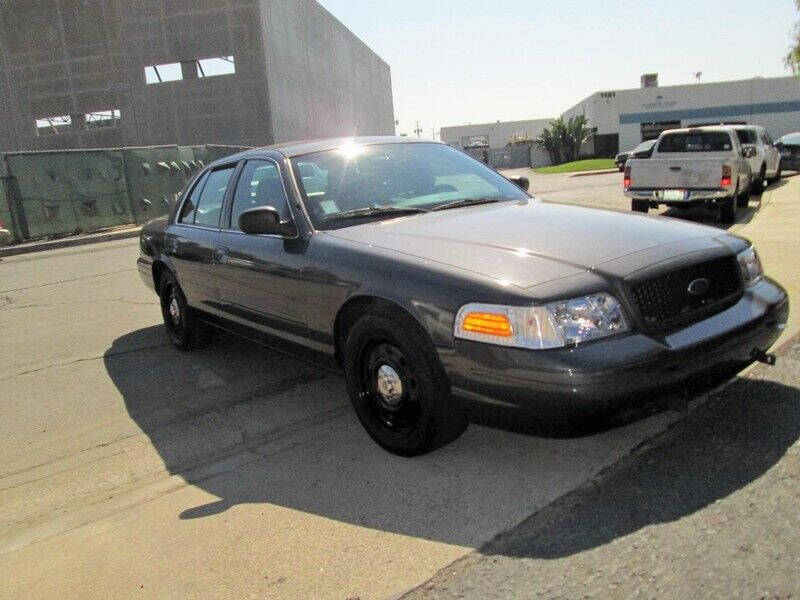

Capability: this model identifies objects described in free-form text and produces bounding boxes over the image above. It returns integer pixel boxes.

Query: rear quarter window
[657,132,733,153]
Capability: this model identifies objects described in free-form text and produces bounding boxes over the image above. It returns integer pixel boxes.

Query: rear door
[169,163,236,311]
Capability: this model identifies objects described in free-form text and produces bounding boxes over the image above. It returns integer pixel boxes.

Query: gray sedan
[137,137,789,455]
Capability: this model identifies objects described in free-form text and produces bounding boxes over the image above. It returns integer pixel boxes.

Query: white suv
[731,125,781,195]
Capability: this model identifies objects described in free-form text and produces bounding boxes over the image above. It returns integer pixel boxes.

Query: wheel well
[152,260,168,292]
[333,296,426,366]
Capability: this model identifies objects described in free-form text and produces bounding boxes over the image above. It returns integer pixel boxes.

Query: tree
[536,115,594,164]
[787,0,800,73]
[535,127,561,165]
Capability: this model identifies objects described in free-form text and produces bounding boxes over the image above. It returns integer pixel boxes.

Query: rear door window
[177,171,209,224]
[192,166,235,227]
[658,132,733,152]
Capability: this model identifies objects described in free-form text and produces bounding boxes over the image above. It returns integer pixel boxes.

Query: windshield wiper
[322,205,429,223]
[431,197,503,211]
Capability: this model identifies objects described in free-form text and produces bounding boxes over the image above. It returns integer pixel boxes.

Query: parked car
[731,125,781,194]
[775,132,800,172]
[615,140,657,171]
[624,126,754,223]
[137,137,788,455]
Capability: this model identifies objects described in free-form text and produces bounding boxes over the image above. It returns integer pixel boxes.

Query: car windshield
[657,132,733,153]
[633,140,656,153]
[290,142,528,229]
[735,129,758,144]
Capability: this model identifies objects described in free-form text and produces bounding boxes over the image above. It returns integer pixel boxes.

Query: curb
[0,226,142,258]
[569,168,620,178]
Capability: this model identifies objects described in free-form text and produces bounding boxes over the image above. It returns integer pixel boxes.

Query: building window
[35,115,72,136]
[196,56,235,78]
[145,56,235,84]
[144,62,183,84]
[85,109,121,129]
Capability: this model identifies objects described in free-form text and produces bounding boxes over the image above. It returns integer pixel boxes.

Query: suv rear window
[658,132,733,153]
[734,129,757,144]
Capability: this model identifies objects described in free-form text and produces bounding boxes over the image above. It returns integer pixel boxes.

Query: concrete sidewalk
[0,225,141,258]
[731,176,800,346]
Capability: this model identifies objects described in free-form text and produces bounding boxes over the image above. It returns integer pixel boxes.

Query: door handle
[214,246,230,264]
[669,166,682,171]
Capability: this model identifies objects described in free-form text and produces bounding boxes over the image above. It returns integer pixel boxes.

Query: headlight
[737,246,763,287]
[454,293,629,350]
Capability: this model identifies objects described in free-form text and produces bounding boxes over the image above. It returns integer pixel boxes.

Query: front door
[213,158,313,345]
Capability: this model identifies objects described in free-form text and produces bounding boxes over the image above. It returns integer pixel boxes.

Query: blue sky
[317,0,798,138]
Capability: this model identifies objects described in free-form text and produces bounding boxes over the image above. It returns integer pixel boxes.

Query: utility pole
[414,121,422,138]
[693,71,702,83]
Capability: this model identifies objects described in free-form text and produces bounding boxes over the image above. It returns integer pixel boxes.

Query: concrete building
[0,0,394,153]
[562,75,800,155]
[439,118,553,167]
[442,75,800,167]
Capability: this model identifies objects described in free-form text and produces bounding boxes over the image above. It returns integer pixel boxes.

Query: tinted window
[178,171,209,224]
[658,132,733,153]
[735,129,757,144]
[230,160,291,230]
[193,166,234,227]
[290,143,527,229]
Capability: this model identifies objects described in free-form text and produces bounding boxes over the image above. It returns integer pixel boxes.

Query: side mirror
[238,206,295,236]
[742,146,757,159]
[508,175,530,192]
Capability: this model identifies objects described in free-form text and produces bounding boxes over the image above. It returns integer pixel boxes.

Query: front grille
[628,256,742,330]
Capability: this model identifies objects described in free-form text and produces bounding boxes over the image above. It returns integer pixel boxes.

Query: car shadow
[480,357,800,558]
[103,326,800,555]
[660,174,793,230]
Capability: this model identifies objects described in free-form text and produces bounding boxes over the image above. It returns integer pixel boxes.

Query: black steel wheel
[631,199,649,213]
[720,192,737,224]
[737,183,751,208]
[158,271,213,350]
[751,166,766,197]
[343,310,467,456]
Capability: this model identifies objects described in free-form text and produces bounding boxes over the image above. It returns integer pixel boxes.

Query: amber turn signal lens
[461,312,513,337]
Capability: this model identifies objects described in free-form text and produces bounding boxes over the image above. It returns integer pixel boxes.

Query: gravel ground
[404,337,800,600]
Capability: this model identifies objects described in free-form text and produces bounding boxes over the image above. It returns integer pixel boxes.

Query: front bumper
[440,278,788,415]
[137,256,156,292]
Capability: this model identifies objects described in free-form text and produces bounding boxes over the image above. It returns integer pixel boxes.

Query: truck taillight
[623,165,632,188]
[721,165,732,187]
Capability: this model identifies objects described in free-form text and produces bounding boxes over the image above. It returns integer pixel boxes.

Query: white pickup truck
[623,126,755,224]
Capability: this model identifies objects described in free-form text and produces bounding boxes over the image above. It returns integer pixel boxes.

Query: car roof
[662,125,736,134]
[214,136,440,164]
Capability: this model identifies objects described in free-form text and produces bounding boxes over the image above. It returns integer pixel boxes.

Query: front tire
[158,271,213,350]
[631,199,649,213]
[343,310,467,456]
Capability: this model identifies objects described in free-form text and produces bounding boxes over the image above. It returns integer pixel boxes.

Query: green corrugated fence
[1,144,247,242]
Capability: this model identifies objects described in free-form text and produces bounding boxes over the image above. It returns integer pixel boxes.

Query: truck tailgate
[630,158,724,189]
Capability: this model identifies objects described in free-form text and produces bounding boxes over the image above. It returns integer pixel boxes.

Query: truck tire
[736,184,750,208]
[720,194,737,224]
[631,199,649,213]
[343,309,467,456]
[751,166,766,197]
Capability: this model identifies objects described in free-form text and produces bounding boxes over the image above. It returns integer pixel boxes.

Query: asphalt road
[404,340,800,600]
[0,174,796,599]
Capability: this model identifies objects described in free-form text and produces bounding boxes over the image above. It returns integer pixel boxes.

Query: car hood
[325,200,730,289]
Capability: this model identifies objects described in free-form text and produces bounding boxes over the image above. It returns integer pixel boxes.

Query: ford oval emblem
[687,278,710,296]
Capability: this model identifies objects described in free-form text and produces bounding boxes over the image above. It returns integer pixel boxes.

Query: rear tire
[720,193,737,224]
[158,271,213,350]
[343,310,467,456]
[751,166,766,197]
[631,199,649,213]
[736,184,750,208]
